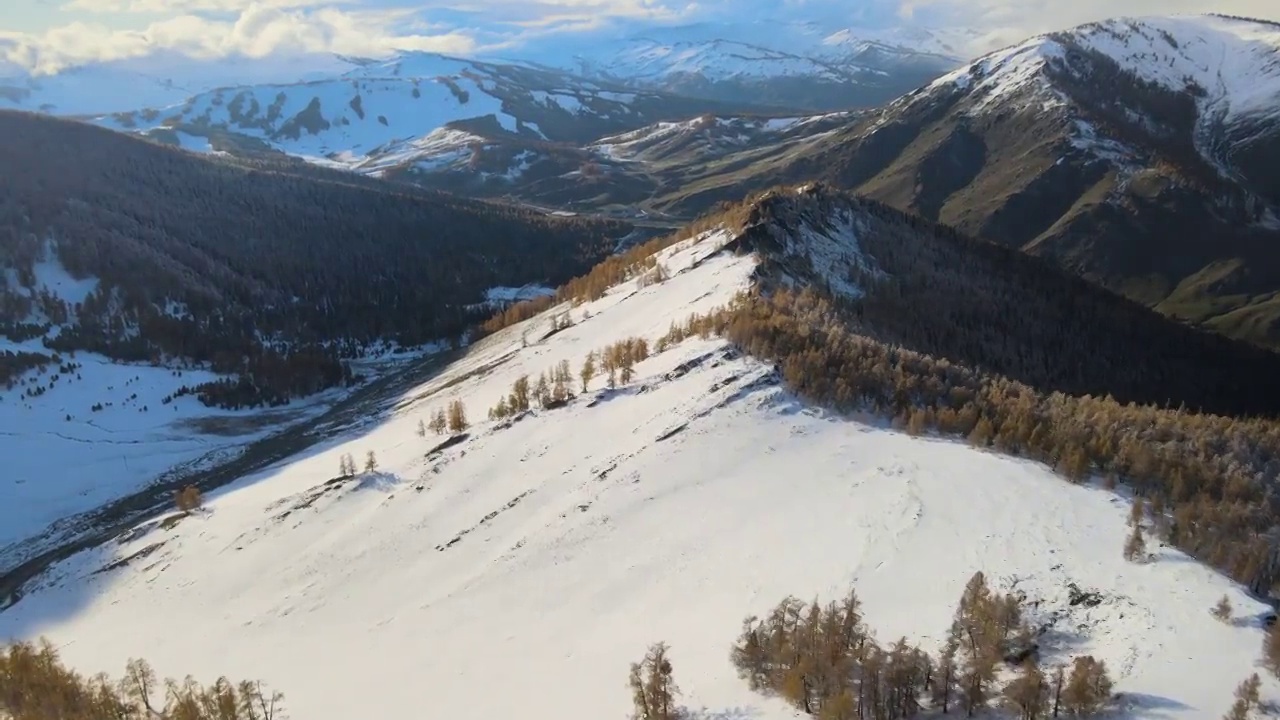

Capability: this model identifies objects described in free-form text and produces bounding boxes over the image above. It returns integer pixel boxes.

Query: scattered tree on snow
[429,409,447,436]
[447,399,469,433]
[1123,524,1147,563]
[1264,623,1280,679]
[1212,594,1233,622]
[580,352,597,392]
[1060,656,1113,716]
[628,642,680,720]
[1223,673,1261,720]
[174,485,202,514]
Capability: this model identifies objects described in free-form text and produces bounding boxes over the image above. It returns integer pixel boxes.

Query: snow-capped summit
[928,14,1280,124]
[540,20,966,111]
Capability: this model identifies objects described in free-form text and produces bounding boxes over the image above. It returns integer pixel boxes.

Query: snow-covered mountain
[89,52,779,177]
[2,18,972,121]
[925,15,1280,170]
[553,14,1280,348]
[531,22,969,111]
[2,194,1277,719]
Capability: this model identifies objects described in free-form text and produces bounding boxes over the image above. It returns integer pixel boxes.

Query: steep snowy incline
[1,229,1273,719]
[1071,16,1280,125]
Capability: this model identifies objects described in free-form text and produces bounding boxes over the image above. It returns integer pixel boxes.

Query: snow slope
[0,257,343,563]
[1072,16,1280,126]
[0,342,338,554]
[89,52,685,175]
[95,74,523,166]
[1,226,1273,719]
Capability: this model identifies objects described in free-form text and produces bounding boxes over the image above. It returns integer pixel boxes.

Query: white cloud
[4,0,1279,74]
[0,4,479,74]
[897,0,1280,53]
[61,0,334,11]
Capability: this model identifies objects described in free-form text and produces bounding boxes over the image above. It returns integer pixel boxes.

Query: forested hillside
[0,111,630,408]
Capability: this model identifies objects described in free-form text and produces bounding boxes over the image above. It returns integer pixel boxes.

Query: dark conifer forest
[0,111,630,407]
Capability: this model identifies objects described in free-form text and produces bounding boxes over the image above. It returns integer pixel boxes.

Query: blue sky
[3,0,1278,74]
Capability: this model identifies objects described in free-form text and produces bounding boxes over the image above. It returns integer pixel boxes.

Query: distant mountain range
[5,14,1280,351]
[0,20,973,117]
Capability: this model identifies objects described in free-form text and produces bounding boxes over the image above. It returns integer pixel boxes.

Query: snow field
[1,226,1275,720]
[0,257,342,556]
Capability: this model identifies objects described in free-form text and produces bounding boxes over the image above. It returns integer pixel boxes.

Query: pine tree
[1004,659,1049,720]
[1050,664,1065,718]
[1264,623,1280,679]
[1212,595,1233,622]
[428,409,447,435]
[364,450,378,473]
[1128,496,1146,528]
[968,417,995,447]
[730,617,769,691]
[534,372,550,408]
[338,453,356,477]
[416,419,427,438]
[1061,656,1112,716]
[581,352,597,393]
[933,628,960,714]
[1123,524,1147,562]
[447,399,469,433]
[1223,673,1261,720]
[512,376,531,412]
[174,485,202,514]
[952,572,1001,717]
[629,642,680,720]
[122,657,160,714]
[602,345,619,388]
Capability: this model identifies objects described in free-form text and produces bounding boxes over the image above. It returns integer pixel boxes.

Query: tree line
[631,573,1114,720]
[0,639,283,720]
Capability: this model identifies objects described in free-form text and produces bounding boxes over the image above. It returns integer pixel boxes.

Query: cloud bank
[3,0,1279,74]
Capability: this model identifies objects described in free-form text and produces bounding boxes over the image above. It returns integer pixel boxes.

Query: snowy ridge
[926,15,1280,123]
[1071,16,1280,125]
[919,14,1280,182]
[580,39,850,83]
[925,36,1069,114]
[1,219,1274,720]
[95,73,526,169]
[545,20,967,89]
[87,52,682,175]
[815,25,980,63]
